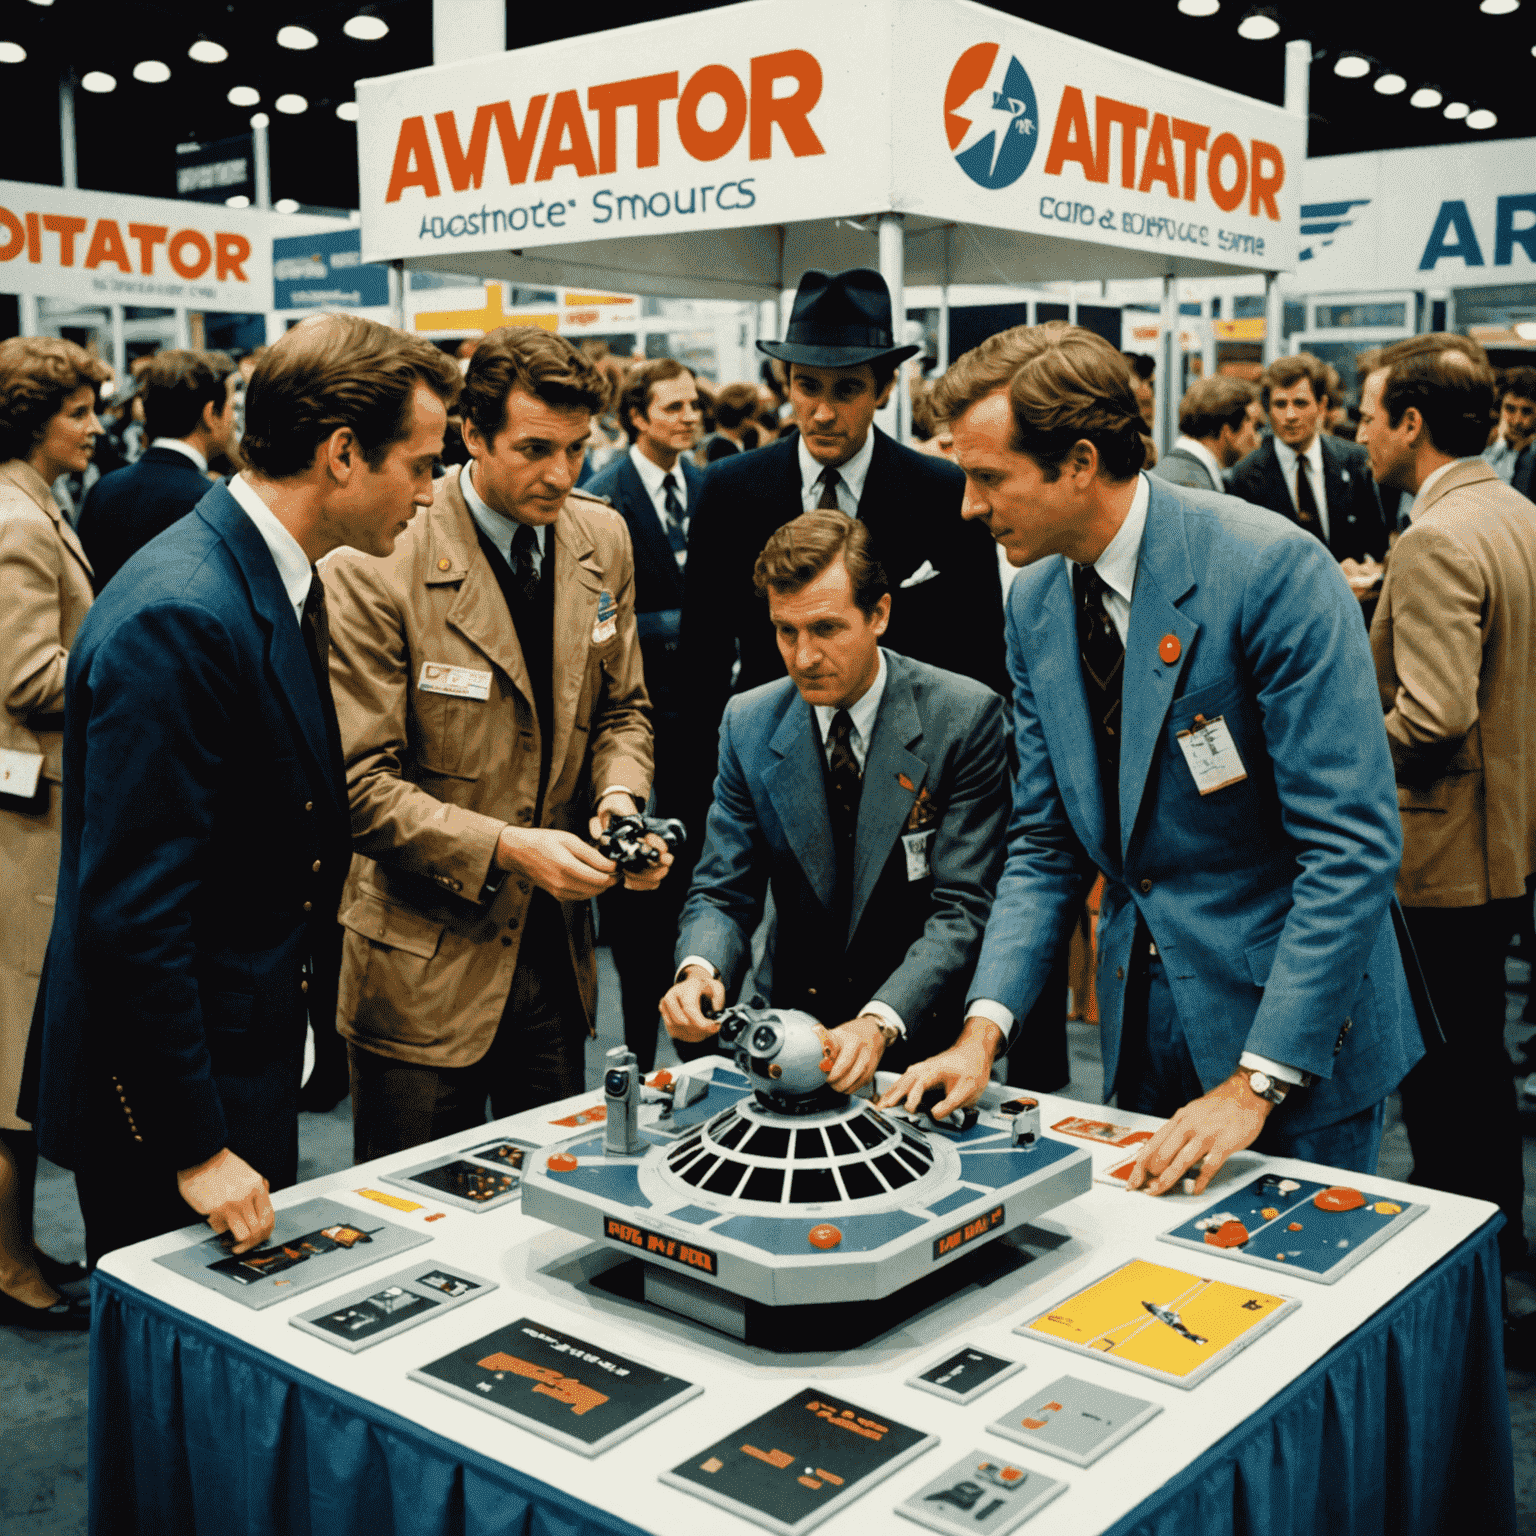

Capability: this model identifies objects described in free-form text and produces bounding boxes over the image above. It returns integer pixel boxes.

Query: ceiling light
[1444,100,1470,119]
[276,24,318,49]
[188,39,227,64]
[81,70,116,92]
[1333,54,1370,77]
[1176,0,1220,14]
[335,101,359,121]
[275,198,300,214]
[1480,0,1519,12]
[227,85,259,106]
[250,111,270,129]
[1409,86,1442,108]
[275,93,308,114]
[26,1,53,7]
[1467,108,1498,129]
[224,195,250,208]
[343,12,389,39]
[0,42,25,64]
[132,59,171,84]
[1236,8,1280,39]
[1516,322,1536,340]
[1373,73,1407,95]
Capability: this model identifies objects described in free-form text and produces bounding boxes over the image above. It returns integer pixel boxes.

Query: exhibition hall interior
[3,0,1536,1533]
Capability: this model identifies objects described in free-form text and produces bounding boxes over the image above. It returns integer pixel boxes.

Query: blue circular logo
[945,44,1040,191]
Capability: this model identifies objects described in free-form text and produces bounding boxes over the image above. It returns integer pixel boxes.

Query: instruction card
[383,1137,536,1213]
[906,1344,1026,1406]
[988,1374,1161,1467]
[895,1449,1067,1535]
[290,1262,496,1353]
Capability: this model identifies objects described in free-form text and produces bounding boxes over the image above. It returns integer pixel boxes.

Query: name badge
[902,829,935,881]
[592,588,618,644]
[418,662,492,700]
[0,748,44,798]
[1175,714,1248,795]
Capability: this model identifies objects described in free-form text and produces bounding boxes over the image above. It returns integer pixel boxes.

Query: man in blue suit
[883,324,1421,1191]
[661,511,1008,1087]
[34,315,461,1264]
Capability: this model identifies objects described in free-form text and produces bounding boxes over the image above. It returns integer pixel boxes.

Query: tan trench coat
[323,471,653,1067]
[0,460,93,1129]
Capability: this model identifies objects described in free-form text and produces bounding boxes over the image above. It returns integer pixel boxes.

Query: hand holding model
[660,966,727,1041]
[177,1148,275,1253]
[818,1016,888,1093]
[877,1015,1005,1120]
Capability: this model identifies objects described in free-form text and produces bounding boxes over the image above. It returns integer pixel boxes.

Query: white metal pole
[110,304,126,383]
[252,117,271,210]
[877,212,906,443]
[1264,272,1282,368]
[389,260,406,330]
[1267,39,1311,368]
[58,74,77,189]
[433,0,505,65]
[174,308,191,349]
[19,294,39,337]
[1157,273,1177,459]
[937,226,952,374]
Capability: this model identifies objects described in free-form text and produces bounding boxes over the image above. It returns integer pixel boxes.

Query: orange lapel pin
[897,773,915,791]
[1159,633,1182,664]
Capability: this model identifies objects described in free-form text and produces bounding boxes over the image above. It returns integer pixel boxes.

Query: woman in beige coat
[0,335,108,1329]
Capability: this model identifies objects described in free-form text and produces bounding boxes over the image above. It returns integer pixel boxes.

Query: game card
[290,1262,497,1353]
[1051,1116,1152,1149]
[384,1155,521,1213]
[988,1374,1161,1466]
[906,1345,1026,1406]
[895,1449,1067,1535]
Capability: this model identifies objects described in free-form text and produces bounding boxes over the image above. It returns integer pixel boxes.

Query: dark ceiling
[1,0,1531,212]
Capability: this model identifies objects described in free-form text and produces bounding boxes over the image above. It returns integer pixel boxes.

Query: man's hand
[177,1148,275,1254]
[1339,555,1384,601]
[587,797,674,893]
[1125,1070,1273,1196]
[660,966,725,1042]
[876,1016,1005,1119]
[497,825,617,900]
[819,1015,887,1094]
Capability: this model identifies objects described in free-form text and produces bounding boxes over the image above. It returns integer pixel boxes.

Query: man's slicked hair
[1374,333,1496,460]
[140,348,237,441]
[619,357,694,443]
[753,509,889,617]
[1261,353,1331,412]
[1179,375,1258,441]
[241,313,461,479]
[932,322,1146,481]
[461,326,612,443]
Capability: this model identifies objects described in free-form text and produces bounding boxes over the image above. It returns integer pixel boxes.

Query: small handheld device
[1003,1096,1041,1148]
[596,814,687,874]
[603,1046,645,1155]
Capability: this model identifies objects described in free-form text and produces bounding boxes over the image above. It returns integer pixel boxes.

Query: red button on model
[547,1153,578,1172]
[808,1224,842,1250]
[1159,633,1181,663]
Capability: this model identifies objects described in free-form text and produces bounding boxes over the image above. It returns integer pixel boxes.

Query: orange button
[650,1070,674,1088]
[438,557,451,571]
[547,1153,579,1172]
[1314,1185,1365,1212]
[808,1224,842,1249]
[1159,633,1181,663]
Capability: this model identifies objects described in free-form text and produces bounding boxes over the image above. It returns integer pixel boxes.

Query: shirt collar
[461,460,545,567]
[1077,472,1149,609]
[150,436,208,473]
[1407,458,1462,522]
[1273,433,1323,479]
[813,647,887,764]
[226,473,313,625]
[1174,435,1225,489]
[628,442,687,507]
[798,427,876,507]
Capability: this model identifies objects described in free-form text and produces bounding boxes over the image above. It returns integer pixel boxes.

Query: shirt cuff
[597,785,644,813]
[966,998,1015,1040]
[858,1001,906,1040]
[1238,1051,1310,1086]
[676,955,719,984]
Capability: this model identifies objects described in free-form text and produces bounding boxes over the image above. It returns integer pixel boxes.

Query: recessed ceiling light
[343,13,389,39]
[1373,73,1407,95]
[1176,0,1220,14]
[1236,9,1280,38]
[250,111,271,129]
[1443,100,1470,119]
[188,39,227,64]
[0,41,25,64]
[227,85,259,107]
[224,194,251,208]
[1480,0,1519,13]
[132,59,170,84]
[274,198,300,214]
[1334,54,1371,77]
[335,101,359,121]
[1516,322,1536,340]
[1409,86,1443,108]
[1467,108,1498,129]
[275,93,308,114]
[81,70,116,92]
[26,1,53,7]
[276,24,318,49]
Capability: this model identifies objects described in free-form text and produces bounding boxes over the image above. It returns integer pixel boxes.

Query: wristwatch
[1245,1070,1289,1105]
[868,1017,903,1049]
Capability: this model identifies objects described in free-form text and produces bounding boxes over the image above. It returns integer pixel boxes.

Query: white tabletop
[99,1085,1497,1536]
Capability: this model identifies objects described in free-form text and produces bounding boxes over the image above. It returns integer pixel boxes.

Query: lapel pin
[1159,634,1181,663]
[437,557,451,571]
[897,772,915,791]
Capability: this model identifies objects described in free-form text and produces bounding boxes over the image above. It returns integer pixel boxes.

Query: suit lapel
[764,697,836,908]
[547,504,605,791]
[1257,440,1291,519]
[619,457,683,606]
[0,461,94,582]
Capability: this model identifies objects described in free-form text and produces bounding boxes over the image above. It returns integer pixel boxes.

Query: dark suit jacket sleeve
[870,689,1009,1036]
[73,601,237,1168]
[586,522,655,799]
[677,463,740,740]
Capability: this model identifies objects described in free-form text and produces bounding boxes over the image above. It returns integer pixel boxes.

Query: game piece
[467,1140,533,1172]
[1050,1116,1153,1149]
[1006,1099,1040,1148]
[895,1449,1067,1534]
[412,1317,701,1456]
[595,812,686,873]
[604,1045,645,1155]
[661,1387,937,1535]
[1158,1171,1427,1283]
[291,1263,496,1353]
[1017,1257,1298,1389]
[906,1344,1026,1406]
[355,1188,423,1212]
[987,1374,1162,1466]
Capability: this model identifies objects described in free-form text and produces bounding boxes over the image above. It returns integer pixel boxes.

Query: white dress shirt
[627,443,689,561]
[149,436,208,473]
[967,473,1304,1087]
[460,461,545,574]
[1483,434,1521,484]
[226,473,312,626]
[1174,435,1224,491]
[1273,434,1330,543]
[798,430,875,518]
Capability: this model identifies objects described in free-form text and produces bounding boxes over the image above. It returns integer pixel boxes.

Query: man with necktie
[881,323,1422,1192]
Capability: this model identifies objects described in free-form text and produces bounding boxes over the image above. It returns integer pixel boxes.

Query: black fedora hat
[758,268,920,371]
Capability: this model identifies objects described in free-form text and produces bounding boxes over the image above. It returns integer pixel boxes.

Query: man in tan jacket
[324,328,663,1159]
[1362,334,1536,1274]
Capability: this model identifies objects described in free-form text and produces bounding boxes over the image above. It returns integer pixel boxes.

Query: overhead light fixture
[1516,322,1536,340]
[1443,100,1470,119]
[227,85,259,106]
[132,59,171,83]
[274,198,300,214]
[1333,53,1371,77]
[0,41,25,64]
[81,70,116,92]
[1480,0,1519,12]
[343,11,389,39]
[1373,73,1407,95]
[1236,8,1280,39]
[1176,0,1220,14]
[25,1,53,7]
[276,25,318,49]
[1467,108,1498,129]
[187,39,228,64]
[275,93,308,114]
[250,111,271,129]
[335,101,359,121]
[1409,86,1443,108]
[224,195,251,208]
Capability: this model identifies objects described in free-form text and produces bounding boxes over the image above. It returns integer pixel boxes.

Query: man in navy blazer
[662,511,1007,1087]
[77,349,239,591]
[34,315,461,1264]
[884,324,1421,1191]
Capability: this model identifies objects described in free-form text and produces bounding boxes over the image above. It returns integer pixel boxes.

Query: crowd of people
[1,269,1533,1364]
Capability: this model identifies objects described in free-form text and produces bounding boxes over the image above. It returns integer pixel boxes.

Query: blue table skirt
[89,1220,1514,1536]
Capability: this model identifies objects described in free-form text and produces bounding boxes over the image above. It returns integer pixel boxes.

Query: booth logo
[945,43,1039,190]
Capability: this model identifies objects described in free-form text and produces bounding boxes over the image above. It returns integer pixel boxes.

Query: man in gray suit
[660,509,1008,1092]
[1151,376,1261,493]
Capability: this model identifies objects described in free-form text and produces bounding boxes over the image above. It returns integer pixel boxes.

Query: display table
[87,1086,1514,1536]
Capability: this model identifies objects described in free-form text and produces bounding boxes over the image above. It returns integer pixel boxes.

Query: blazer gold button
[304,802,314,812]
[1116,965,1125,979]
[438,558,451,571]
[300,979,309,993]
[303,901,313,912]
[1140,878,1153,893]
[312,859,322,873]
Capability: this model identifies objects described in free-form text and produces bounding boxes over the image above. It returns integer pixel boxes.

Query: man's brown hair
[619,357,695,443]
[932,321,1146,481]
[1498,365,1536,405]
[460,325,611,443]
[0,337,111,463]
[713,381,760,432]
[753,509,889,616]
[1373,333,1496,460]
[140,348,237,441]
[241,314,460,478]
[1261,353,1331,412]
[1179,376,1257,441]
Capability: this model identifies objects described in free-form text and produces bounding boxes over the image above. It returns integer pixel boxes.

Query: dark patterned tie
[1074,563,1124,847]
[1294,456,1323,540]
[660,472,688,562]
[510,523,540,606]
[301,569,344,774]
[817,467,842,511]
[826,708,861,930]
